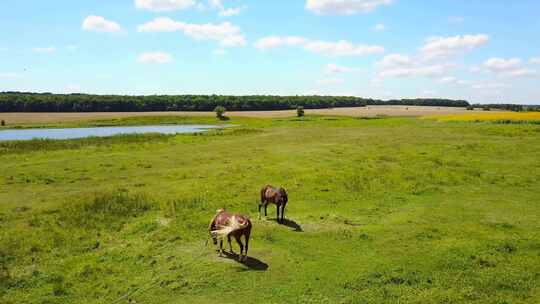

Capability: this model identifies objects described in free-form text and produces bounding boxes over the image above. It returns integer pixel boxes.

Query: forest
[0,92,471,112]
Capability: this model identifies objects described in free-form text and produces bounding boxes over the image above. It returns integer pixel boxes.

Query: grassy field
[1,115,539,303]
[0,105,478,125]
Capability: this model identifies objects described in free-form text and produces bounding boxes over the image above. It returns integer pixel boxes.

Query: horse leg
[264,204,268,217]
[244,232,250,262]
[219,240,224,257]
[234,236,244,262]
[227,235,234,254]
[258,204,262,219]
[281,205,286,223]
[276,204,280,223]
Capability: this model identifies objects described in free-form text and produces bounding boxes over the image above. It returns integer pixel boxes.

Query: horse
[259,185,288,223]
[209,209,252,262]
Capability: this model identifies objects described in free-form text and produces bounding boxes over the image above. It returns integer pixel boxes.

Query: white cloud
[420,34,489,59]
[529,57,540,64]
[470,82,509,90]
[209,0,223,9]
[209,0,246,17]
[438,76,457,84]
[138,18,246,47]
[484,57,522,72]
[0,73,21,79]
[305,40,384,56]
[306,0,392,15]
[135,0,195,11]
[82,15,122,33]
[377,35,485,79]
[317,78,344,85]
[219,6,246,17]
[483,57,539,78]
[34,47,56,54]
[373,23,385,31]
[254,36,307,49]
[325,63,357,73]
[137,52,174,64]
[376,54,411,68]
[378,64,454,78]
[438,76,470,85]
[505,68,538,78]
[67,45,78,51]
[255,36,384,56]
[376,53,454,78]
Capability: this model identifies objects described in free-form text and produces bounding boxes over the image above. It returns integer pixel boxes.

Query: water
[0,125,221,141]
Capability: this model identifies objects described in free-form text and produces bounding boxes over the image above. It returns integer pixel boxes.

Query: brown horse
[259,185,288,223]
[209,209,252,262]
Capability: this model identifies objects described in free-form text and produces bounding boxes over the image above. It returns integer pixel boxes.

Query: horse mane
[209,209,226,232]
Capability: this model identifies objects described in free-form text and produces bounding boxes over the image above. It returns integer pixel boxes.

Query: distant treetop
[0,92,471,112]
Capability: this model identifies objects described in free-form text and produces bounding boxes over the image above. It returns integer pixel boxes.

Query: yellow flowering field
[426,111,540,123]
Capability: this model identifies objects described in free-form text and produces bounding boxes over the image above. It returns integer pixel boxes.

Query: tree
[0,92,473,112]
[297,106,305,117]
[214,106,226,120]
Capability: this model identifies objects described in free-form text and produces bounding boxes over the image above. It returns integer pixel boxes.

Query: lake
[0,125,221,141]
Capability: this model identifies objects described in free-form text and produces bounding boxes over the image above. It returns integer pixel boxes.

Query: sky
[1,0,540,104]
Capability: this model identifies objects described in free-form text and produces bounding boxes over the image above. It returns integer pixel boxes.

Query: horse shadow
[221,251,269,271]
[270,218,303,232]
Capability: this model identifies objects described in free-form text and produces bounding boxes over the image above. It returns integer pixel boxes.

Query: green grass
[1,115,539,303]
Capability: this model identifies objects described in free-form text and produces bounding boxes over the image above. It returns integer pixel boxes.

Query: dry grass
[0,106,474,124]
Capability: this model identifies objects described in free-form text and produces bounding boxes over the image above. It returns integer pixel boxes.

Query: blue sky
[1,0,540,104]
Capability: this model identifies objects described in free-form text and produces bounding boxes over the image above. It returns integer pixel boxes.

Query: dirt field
[0,106,478,124]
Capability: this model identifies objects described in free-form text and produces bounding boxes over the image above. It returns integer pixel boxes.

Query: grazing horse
[259,185,288,223]
[209,209,252,262]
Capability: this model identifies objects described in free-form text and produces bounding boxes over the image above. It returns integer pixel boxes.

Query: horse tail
[280,188,288,204]
[260,186,268,204]
[211,216,249,239]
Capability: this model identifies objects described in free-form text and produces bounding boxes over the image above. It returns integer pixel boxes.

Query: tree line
[0,92,471,112]
[472,103,540,112]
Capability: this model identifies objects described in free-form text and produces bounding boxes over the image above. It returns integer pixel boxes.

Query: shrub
[0,120,5,126]
[214,106,226,120]
[61,191,155,229]
[297,106,305,117]
[483,107,491,111]
[467,105,474,111]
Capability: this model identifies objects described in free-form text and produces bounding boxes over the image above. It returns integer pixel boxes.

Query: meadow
[1,115,539,303]
[0,105,474,125]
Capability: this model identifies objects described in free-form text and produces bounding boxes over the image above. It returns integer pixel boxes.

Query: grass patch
[60,191,156,230]
[0,133,173,155]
